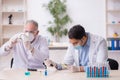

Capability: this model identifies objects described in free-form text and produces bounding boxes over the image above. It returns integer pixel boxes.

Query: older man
[0,20,49,69]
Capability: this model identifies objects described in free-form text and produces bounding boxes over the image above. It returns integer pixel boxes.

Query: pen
[27,68,41,72]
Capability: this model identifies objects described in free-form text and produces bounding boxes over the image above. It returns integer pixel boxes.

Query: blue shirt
[78,33,90,70]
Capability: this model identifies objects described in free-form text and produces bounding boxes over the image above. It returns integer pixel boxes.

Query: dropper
[43,62,48,76]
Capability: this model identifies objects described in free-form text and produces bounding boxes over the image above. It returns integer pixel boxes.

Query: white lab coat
[0,34,49,69]
[63,33,108,66]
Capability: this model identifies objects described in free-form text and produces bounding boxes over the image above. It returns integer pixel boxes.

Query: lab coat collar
[84,32,90,47]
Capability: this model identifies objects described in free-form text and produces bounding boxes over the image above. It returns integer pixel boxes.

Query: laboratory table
[0,69,120,80]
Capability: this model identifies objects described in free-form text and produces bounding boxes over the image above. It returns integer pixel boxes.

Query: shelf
[107,37,120,39]
[3,37,9,40]
[106,0,120,53]
[107,10,120,13]
[3,36,13,39]
[0,0,27,46]
[107,23,120,26]
[48,42,68,50]
[3,33,20,39]
[49,46,68,50]
[2,11,25,13]
[2,24,24,27]
[108,50,120,53]
[3,26,23,30]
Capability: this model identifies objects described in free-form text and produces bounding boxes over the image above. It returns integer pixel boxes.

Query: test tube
[92,66,94,77]
[102,66,104,77]
[86,66,90,77]
[96,67,98,77]
[104,67,107,77]
[100,67,103,77]
[94,66,96,77]
[105,61,109,77]
[86,63,90,77]
[90,66,92,77]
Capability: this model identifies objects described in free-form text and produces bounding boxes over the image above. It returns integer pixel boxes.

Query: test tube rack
[86,66,109,78]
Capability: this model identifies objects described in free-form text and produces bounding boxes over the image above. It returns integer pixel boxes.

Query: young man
[44,24,108,72]
[0,20,49,69]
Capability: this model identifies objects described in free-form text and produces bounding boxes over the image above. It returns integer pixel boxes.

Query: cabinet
[106,0,120,69]
[106,0,120,51]
[0,0,27,46]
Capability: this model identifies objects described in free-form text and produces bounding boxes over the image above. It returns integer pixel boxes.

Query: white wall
[27,0,106,42]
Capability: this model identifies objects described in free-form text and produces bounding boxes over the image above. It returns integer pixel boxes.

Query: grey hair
[26,20,38,30]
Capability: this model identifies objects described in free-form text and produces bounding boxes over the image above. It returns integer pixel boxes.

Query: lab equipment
[43,62,48,76]
[44,69,48,76]
[86,62,109,78]
[25,71,30,76]
[112,21,115,24]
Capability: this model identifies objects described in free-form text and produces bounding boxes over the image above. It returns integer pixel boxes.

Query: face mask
[21,32,34,42]
[74,44,82,50]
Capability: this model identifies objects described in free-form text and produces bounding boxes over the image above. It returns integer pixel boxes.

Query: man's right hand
[44,59,57,67]
[5,33,21,51]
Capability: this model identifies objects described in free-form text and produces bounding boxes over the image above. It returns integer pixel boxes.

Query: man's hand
[44,59,57,67]
[67,66,80,72]
[5,34,19,51]
[67,66,85,72]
